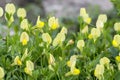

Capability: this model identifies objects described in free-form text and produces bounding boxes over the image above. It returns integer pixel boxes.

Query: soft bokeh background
[0,0,116,35]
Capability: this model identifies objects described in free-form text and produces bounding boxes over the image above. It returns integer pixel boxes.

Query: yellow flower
[5,3,16,15]
[0,67,4,79]
[90,28,101,41]
[11,56,22,66]
[94,64,104,80]
[81,25,88,34]
[80,8,86,17]
[116,56,120,62]
[112,34,120,47]
[97,14,107,23]
[112,40,119,47]
[100,57,110,65]
[66,55,80,76]
[52,33,65,47]
[77,40,85,51]
[60,27,67,34]
[66,39,74,46]
[80,8,91,24]
[100,57,110,69]
[42,33,52,44]
[20,32,29,45]
[48,17,59,30]
[0,7,3,17]
[96,20,104,29]
[48,54,55,65]
[17,8,26,18]
[20,19,29,30]
[72,68,80,75]
[21,48,28,61]
[88,34,92,39]
[36,16,44,28]
[24,60,34,76]
[114,22,120,32]
[48,54,55,71]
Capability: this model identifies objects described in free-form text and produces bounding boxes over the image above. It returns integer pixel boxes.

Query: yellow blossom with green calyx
[17,8,26,18]
[0,67,5,79]
[52,33,65,47]
[24,60,34,76]
[48,17,59,30]
[36,16,44,28]
[0,7,3,17]
[5,3,16,15]
[42,33,52,44]
[11,56,22,66]
[20,19,29,31]
[112,34,120,47]
[77,40,85,51]
[20,32,29,45]
[116,56,120,62]
[88,34,93,39]
[114,22,120,32]
[21,48,28,61]
[60,27,67,34]
[94,64,104,80]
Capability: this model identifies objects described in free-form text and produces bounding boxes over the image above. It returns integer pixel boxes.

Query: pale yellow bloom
[97,14,107,23]
[80,8,91,24]
[48,54,55,65]
[48,54,55,71]
[11,56,22,66]
[42,33,52,44]
[0,67,4,79]
[112,34,120,47]
[66,55,80,76]
[114,22,120,32]
[81,25,88,34]
[17,8,26,18]
[96,20,104,29]
[90,28,101,41]
[20,19,29,30]
[48,17,59,30]
[20,32,29,45]
[118,63,120,70]
[24,60,34,76]
[21,48,28,61]
[80,8,86,17]
[5,3,16,15]
[94,64,104,80]
[36,16,44,28]
[100,57,110,65]
[77,40,85,51]
[100,57,110,69]
[0,7,3,17]
[60,27,67,34]
[52,33,65,47]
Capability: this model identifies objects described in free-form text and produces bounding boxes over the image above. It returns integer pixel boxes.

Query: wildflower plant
[0,3,120,80]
